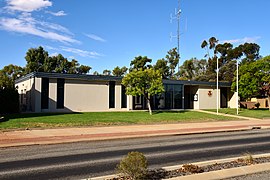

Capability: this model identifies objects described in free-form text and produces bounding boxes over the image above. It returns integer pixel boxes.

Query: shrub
[117,151,148,180]
[181,164,204,173]
[243,153,254,164]
[0,87,19,114]
[237,153,254,165]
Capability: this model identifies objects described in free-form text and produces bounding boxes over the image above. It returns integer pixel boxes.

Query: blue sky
[0,0,270,73]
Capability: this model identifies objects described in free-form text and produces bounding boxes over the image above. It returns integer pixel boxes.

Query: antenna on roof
[170,0,182,74]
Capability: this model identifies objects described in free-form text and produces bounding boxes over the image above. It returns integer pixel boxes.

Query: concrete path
[1,112,270,148]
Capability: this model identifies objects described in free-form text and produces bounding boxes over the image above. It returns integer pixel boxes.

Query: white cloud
[43,45,58,50]
[60,46,102,58]
[0,17,79,44]
[46,10,67,16]
[38,45,101,58]
[38,21,73,35]
[85,33,106,42]
[0,0,77,44]
[6,0,52,12]
[49,52,59,57]
[221,36,261,44]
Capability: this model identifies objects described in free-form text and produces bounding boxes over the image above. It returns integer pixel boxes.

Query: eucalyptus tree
[165,47,179,78]
[153,58,170,79]
[178,58,207,81]
[129,56,152,72]
[25,46,91,74]
[103,69,111,76]
[25,46,49,73]
[112,66,128,76]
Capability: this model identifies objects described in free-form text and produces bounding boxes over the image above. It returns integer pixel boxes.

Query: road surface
[1,129,270,179]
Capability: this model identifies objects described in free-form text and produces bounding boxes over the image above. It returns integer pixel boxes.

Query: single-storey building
[15,72,237,113]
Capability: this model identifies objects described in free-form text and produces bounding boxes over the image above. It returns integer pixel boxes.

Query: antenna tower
[170,0,181,72]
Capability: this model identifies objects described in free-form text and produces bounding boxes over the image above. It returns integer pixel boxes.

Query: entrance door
[184,85,193,109]
[220,87,228,108]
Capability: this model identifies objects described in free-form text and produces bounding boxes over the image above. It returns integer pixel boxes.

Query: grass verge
[205,108,270,119]
[0,111,237,130]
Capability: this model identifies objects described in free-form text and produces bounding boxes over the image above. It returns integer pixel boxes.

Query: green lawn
[0,111,237,130]
[206,108,270,119]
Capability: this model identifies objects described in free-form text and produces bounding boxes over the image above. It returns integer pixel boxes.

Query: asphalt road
[1,129,270,180]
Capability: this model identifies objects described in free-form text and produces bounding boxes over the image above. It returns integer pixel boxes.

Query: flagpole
[236,59,239,115]
[217,58,219,115]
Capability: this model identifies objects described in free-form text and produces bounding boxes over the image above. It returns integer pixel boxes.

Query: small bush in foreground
[181,164,204,173]
[243,153,254,164]
[117,151,148,180]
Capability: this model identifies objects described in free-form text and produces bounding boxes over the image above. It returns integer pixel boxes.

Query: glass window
[174,85,182,109]
[135,96,141,104]
[163,84,183,109]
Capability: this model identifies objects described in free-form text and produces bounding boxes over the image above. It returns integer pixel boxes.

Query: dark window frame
[109,81,115,108]
[41,78,49,109]
[121,85,127,108]
[57,78,65,109]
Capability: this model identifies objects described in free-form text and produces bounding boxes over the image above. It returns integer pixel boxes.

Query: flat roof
[15,72,231,87]
[15,72,122,83]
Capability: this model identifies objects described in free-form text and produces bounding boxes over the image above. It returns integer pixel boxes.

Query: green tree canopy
[103,69,111,76]
[153,58,170,79]
[178,58,207,81]
[122,68,164,115]
[25,46,91,74]
[129,56,152,71]
[201,37,261,82]
[0,64,25,88]
[93,71,99,75]
[112,66,128,76]
[165,47,179,78]
[232,56,270,102]
[0,64,22,114]
[25,46,49,73]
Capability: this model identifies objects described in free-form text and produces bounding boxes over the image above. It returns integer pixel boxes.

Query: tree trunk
[146,98,152,115]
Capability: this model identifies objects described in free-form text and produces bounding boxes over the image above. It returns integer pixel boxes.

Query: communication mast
[170,0,181,71]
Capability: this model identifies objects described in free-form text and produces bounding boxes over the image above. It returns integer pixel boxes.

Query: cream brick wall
[16,77,35,112]
[197,86,220,109]
[35,77,42,112]
[228,91,237,108]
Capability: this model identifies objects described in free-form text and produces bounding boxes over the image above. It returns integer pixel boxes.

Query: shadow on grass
[152,110,187,115]
[251,108,269,111]
[0,116,8,123]
[1,112,82,123]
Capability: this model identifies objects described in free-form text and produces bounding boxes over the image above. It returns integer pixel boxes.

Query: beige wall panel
[64,79,109,111]
[16,77,35,112]
[198,86,219,109]
[128,95,133,110]
[34,77,42,112]
[228,91,237,108]
[48,78,57,111]
[192,87,199,109]
[115,85,121,109]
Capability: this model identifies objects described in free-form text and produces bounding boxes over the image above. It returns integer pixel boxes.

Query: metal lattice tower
[170,0,181,72]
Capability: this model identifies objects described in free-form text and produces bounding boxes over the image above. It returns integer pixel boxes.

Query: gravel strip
[109,157,270,180]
